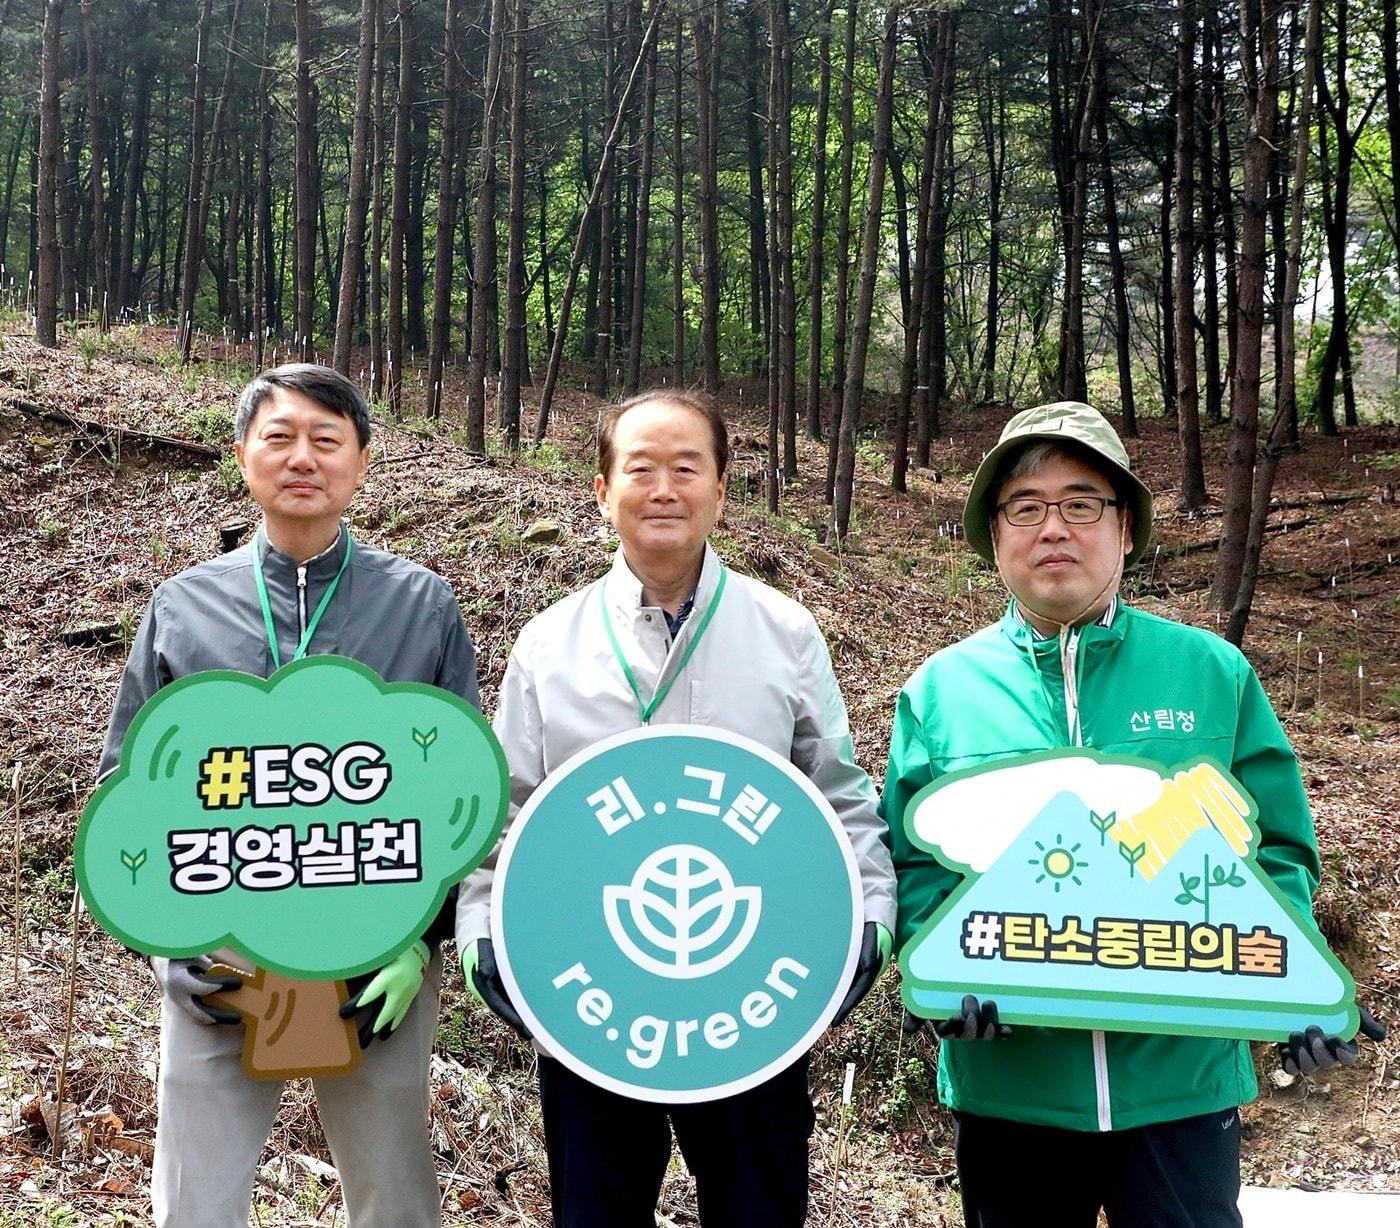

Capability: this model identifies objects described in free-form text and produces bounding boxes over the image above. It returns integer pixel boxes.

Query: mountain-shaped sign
[900,750,1357,1041]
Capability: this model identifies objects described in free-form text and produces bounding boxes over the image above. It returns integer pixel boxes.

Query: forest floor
[1,322,1398,1226]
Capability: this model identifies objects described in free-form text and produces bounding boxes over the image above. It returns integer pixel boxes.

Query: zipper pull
[297,564,308,641]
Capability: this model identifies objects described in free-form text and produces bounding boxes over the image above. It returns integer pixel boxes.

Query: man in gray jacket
[99,364,476,1227]
[458,389,896,1227]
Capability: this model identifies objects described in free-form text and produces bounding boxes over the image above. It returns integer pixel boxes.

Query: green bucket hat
[961,401,1153,566]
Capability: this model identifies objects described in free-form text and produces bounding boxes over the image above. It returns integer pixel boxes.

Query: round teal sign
[493,726,861,1102]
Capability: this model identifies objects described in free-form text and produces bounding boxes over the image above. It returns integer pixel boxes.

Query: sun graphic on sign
[1029,835,1088,893]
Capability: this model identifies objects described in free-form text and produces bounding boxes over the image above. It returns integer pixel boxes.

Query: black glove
[465,938,532,1040]
[1278,1006,1386,1076]
[150,956,244,1026]
[830,922,889,1027]
[902,1009,927,1036]
[935,994,1012,1040]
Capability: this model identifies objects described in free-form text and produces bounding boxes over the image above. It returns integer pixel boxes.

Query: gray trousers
[151,956,443,1228]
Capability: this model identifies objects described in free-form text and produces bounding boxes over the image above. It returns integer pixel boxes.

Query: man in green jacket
[880,402,1383,1227]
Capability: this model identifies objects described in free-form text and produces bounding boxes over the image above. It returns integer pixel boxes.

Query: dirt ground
[1,325,1397,1225]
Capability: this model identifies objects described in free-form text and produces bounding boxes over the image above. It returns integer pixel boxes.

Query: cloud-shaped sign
[77,656,508,979]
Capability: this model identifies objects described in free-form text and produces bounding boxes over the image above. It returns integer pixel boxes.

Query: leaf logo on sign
[603,843,762,980]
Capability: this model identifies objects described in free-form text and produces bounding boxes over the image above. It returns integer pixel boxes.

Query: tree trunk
[1213,0,1281,610]
[591,0,616,399]
[692,0,721,391]
[334,0,379,374]
[825,0,859,502]
[80,1,108,328]
[1226,0,1320,645]
[1199,0,1223,425]
[466,0,507,449]
[830,9,895,545]
[745,1,769,376]
[1385,0,1400,270]
[624,33,656,394]
[1175,0,1206,510]
[35,0,64,348]
[115,39,152,316]
[388,0,415,411]
[981,57,1007,406]
[1311,0,1367,436]
[175,0,214,357]
[803,0,834,440]
[501,0,530,446]
[533,0,663,441]
[426,0,461,419]
[369,0,388,392]
[294,0,317,359]
[671,9,685,382]
[893,15,939,494]
[1061,0,1101,404]
[1156,143,1178,414]
[1095,65,1135,436]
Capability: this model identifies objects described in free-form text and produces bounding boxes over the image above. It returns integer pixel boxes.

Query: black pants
[538,1053,814,1228]
[954,1109,1244,1228]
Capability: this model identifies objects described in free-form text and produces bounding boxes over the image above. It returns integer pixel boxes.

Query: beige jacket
[456,543,896,948]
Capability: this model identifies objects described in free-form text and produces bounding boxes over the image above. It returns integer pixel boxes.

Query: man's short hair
[992,440,1128,514]
[597,389,730,479]
[235,364,373,449]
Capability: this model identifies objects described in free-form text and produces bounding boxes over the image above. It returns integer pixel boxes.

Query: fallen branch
[1169,517,1314,556]
[7,396,221,463]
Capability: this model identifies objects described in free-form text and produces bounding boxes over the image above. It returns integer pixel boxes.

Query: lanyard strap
[600,565,728,724]
[251,527,353,670]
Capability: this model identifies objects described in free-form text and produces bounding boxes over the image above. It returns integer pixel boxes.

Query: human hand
[1278,1006,1386,1077]
[462,938,532,1040]
[830,922,893,1027]
[339,941,430,1049]
[150,956,244,1026]
[934,994,1012,1041]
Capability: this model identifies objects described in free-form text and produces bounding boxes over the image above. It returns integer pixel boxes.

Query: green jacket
[880,601,1322,1132]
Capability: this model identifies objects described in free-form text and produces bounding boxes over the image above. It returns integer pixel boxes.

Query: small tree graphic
[412,727,438,762]
[1118,841,1147,878]
[1089,810,1117,846]
[1174,854,1245,923]
[120,848,147,886]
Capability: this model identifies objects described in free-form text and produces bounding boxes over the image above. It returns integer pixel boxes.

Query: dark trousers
[538,1053,815,1228]
[954,1109,1244,1228]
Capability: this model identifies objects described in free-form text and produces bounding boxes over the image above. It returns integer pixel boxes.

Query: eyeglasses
[996,495,1124,527]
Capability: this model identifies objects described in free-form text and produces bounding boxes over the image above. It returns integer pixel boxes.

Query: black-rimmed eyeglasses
[996,495,1124,527]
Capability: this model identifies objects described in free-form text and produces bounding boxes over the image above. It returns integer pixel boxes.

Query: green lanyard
[251,527,353,670]
[600,566,728,725]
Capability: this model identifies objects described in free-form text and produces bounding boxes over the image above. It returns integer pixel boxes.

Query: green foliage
[215,453,245,495]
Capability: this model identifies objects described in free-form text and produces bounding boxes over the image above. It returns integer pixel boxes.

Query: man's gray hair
[994,440,1126,504]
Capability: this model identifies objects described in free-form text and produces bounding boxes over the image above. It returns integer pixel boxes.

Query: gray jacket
[100,524,479,779]
[99,524,479,959]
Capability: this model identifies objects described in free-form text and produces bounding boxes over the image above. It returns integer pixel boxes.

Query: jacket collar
[606,542,721,615]
[1002,596,1127,649]
[255,522,350,583]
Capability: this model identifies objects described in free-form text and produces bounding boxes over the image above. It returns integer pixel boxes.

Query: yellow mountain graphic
[1108,763,1253,881]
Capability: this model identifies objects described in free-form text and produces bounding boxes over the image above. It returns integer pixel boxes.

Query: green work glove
[463,938,532,1039]
[339,940,429,1049]
[830,922,893,1027]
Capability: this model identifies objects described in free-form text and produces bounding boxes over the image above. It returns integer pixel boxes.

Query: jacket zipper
[1060,626,1113,1131]
[297,564,308,643]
